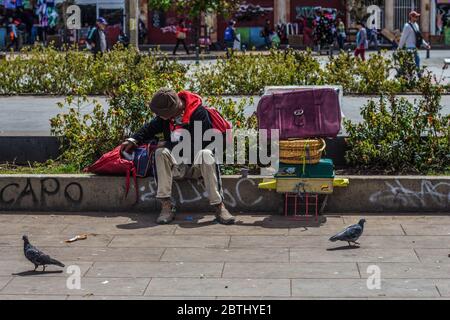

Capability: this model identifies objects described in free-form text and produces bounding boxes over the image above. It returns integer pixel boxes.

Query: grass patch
[0,160,80,174]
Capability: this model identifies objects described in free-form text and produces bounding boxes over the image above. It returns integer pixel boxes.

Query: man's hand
[426,44,431,50]
[120,140,136,154]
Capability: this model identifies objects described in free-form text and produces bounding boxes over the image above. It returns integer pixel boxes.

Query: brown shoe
[214,203,235,225]
[156,198,175,224]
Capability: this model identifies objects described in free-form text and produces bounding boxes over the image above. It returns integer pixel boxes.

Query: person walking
[262,19,273,49]
[354,21,368,61]
[368,21,379,51]
[336,18,346,51]
[120,88,236,225]
[173,19,189,55]
[224,20,239,58]
[88,17,108,56]
[6,18,19,51]
[397,10,430,72]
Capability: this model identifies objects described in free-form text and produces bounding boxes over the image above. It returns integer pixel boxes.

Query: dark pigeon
[22,235,65,272]
[329,219,366,246]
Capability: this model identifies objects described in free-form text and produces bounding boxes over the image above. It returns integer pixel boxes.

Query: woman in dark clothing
[173,19,189,55]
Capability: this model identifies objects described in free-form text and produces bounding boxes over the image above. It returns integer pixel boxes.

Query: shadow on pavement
[12,270,64,276]
[115,213,329,230]
[326,245,361,251]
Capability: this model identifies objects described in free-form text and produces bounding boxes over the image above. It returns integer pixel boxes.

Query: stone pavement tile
[174,224,289,236]
[0,277,12,291]
[289,223,404,236]
[67,295,213,300]
[216,296,368,300]
[0,246,164,262]
[0,234,113,247]
[20,212,136,225]
[145,278,291,297]
[290,248,419,263]
[0,223,68,236]
[0,260,92,277]
[432,280,450,297]
[0,294,67,300]
[343,216,450,225]
[358,263,450,279]
[291,279,440,298]
[222,262,359,279]
[401,224,450,236]
[161,248,289,262]
[108,235,230,248]
[2,276,150,296]
[415,249,450,264]
[86,262,223,278]
[62,223,176,236]
[230,235,450,249]
[0,214,26,223]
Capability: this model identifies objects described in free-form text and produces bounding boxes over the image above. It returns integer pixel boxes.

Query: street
[1,212,450,299]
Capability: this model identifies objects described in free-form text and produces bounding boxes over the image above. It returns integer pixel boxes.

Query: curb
[0,175,448,214]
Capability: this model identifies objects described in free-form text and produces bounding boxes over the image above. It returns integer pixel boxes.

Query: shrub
[344,71,450,174]
[190,48,324,95]
[0,45,188,95]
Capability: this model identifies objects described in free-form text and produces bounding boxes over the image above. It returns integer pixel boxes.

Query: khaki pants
[154,148,223,206]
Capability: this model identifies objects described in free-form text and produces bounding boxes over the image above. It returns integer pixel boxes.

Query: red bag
[205,107,232,133]
[83,146,139,202]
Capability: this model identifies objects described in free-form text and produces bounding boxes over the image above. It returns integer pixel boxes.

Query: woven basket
[279,138,326,164]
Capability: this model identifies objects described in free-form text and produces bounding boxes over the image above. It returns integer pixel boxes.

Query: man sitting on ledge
[120,88,236,225]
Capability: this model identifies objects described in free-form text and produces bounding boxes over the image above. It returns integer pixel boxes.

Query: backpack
[224,27,234,41]
[408,22,423,48]
[204,107,232,133]
[87,27,96,44]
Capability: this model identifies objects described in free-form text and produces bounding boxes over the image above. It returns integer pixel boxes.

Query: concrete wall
[0,175,448,214]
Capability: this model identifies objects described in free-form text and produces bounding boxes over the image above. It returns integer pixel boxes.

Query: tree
[149,0,243,48]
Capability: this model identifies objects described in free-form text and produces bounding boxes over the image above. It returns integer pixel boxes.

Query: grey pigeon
[329,219,366,246]
[22,235,65,271]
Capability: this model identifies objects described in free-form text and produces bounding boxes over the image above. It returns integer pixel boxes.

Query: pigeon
[329,219,366,246]
[22,235,65,272]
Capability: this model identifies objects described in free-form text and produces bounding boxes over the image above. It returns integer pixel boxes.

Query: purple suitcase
[256,88,341,139]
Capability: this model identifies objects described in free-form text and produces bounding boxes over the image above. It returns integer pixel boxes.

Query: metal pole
[128,0,139,49]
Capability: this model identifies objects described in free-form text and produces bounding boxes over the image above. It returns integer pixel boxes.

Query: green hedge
[0,45,187,95]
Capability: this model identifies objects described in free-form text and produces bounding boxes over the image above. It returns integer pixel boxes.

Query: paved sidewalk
[1,212,450,300]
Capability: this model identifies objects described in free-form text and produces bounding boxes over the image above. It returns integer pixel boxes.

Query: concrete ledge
[0,175,448,214]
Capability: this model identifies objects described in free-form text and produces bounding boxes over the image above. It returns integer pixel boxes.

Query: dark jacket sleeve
[91,29,100,53]
[131,116,165,144]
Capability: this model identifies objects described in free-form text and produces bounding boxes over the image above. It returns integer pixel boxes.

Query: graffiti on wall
[139,177,263,209]
[0,176,265,209]
[369,180,450,209]
[0,178,83,206]
[295,6,338,20]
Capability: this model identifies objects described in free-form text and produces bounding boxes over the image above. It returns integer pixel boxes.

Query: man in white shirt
[398,11,430,71]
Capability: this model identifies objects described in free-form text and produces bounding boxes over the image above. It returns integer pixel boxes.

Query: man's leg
[414,51,421,77]
[155,147,177,224]
[193,149,235,224]
[182,39,189,54]
[173,39,180,55]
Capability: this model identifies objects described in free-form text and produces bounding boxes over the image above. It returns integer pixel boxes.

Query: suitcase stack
[256,87,348,219]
